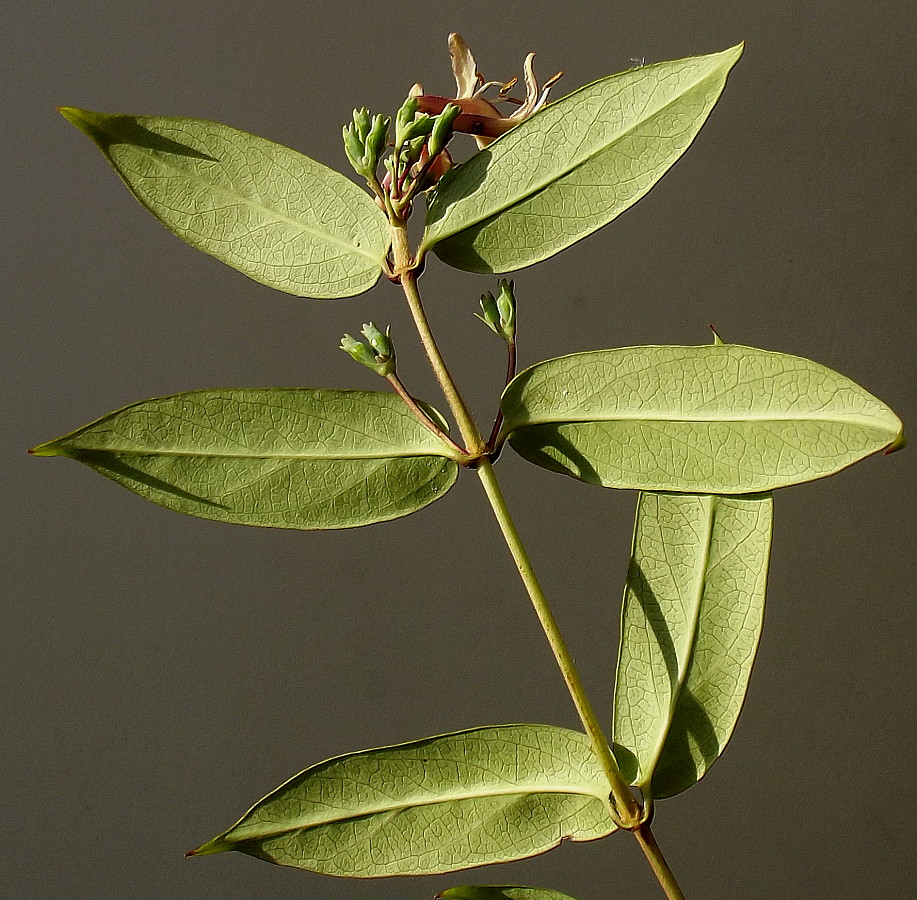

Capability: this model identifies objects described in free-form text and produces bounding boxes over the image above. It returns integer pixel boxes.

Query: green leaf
[31,389,459,529]
[59,108,389,298]
[613,492,772,799]
[440,888,582,900]
[422,45,743,274]
[188,724,617,876]
[501,344,904,493]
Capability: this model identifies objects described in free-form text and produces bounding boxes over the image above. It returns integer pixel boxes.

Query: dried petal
[449,33,479,99]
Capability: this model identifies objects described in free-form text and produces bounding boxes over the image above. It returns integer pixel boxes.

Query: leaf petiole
[486,335,516,456]
[385,372,471,460]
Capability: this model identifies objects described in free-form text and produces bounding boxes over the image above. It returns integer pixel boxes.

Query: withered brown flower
[411,33,563,149]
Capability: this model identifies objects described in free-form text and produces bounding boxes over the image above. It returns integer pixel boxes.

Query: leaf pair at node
[57,44,744,300]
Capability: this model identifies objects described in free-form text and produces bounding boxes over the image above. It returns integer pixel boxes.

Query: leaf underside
[190,724,617,877]
[613,492,773,799]
[440,887,582,900]
[32,389,459,529]
[423,45,743,273]
[59,107,389,298]
[501,344,904,494]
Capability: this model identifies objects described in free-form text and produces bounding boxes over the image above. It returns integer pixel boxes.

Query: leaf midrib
[641,495,717,788]
[511,413,896,430]
[425,55,730,248]
[59,444,457,462]
[110,133,385,264]
[231,782,607,843]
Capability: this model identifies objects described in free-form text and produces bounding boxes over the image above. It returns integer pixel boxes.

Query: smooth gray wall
[4,2,914,898]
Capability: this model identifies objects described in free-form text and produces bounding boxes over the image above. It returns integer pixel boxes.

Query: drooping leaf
[31,389,460,529]
[500,344,904,494]
[440,888,582,900]
[188,724,617,876]
[59,108,389,298]
[422,45,743,274]
[613,492,772,799]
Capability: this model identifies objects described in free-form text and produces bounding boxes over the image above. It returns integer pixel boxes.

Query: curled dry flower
[411,32,563,149]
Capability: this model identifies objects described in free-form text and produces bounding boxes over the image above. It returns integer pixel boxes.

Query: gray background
[3,1,914,898]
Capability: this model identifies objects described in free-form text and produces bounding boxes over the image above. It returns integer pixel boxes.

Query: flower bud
[360,322,395,361]
[344,110,390,180]
[365,114,390,167]
[476,292,501,334]
[395,96,420,147]
[339,325,396,377]
[495,279,516,338]
[352,107,371,142]
[409,113,434,138]
[474,280,516,341]
[404,134,427,167]
[428,103,461,158]
[342,123,368,175]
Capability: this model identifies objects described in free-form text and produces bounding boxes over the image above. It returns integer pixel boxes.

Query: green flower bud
[361,322,394,358]
[428,103,461,159]
[340,325,396,377]
[495,279,516,338]
[395,96,420,147]
[340,333,378,370]
[396,97,419,127]
[341,325,395,378]
[474,280,516,341]
[365,114,390,167]
[404,134,427,167]
[475,291,502,335]
[352,107,371,142]
[408,113,434,139]
[342,123,367,176]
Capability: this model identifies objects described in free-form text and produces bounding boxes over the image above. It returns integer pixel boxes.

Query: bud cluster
[342,108,390,180]
[340,323,396,377]
[476,280,517,342]
[343,98,462,211]
[394,97,433,149]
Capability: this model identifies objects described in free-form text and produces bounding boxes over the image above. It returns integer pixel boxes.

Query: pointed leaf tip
[425,44,747,273]
[185,837,228,857]
[886,430,907,454]
[28,440,61,457]
[57,106,103,138]
[58,109,388,297]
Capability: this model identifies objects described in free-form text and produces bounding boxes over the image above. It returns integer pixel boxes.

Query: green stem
[486,337,516,451]
[390,222,484,456]
[385,372,469,458]
[634,824,688,900]
[474,458,641,826]
[389,219,686,897]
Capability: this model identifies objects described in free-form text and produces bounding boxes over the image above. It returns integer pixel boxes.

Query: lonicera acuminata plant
[32,33,904,900]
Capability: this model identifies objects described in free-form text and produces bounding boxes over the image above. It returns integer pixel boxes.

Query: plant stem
[486,337,516,450]
[634,824,688,900]
[479,458,689,899]
[390,219,687,898]
[474,457,641,826]
[385,372,469,458]
[390,221,484,456]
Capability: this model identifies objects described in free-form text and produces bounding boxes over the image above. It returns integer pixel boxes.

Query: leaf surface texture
[441,888,582,900]
[501,344,903,493]
[423,46,742,273]
[613,492,772,798]
[32,389,459,529]
[60,108,388,298]
[191,724,617,876]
